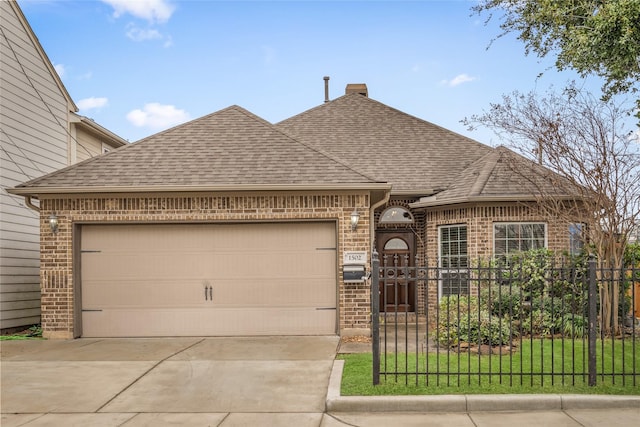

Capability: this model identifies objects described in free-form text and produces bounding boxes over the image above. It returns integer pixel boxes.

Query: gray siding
[75,127,108,162]
[1,0,69,330]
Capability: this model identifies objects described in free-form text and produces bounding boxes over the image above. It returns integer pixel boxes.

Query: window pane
[439,225,469,296]
[384,238,409,250]
[379,207,414,224]
[442,271,470,295]
[532,238,545,250]
[533,224,545,239]
[494,222,547,258]
[442,257,450,269]
[459,227,467,241]
[569,223,584,255]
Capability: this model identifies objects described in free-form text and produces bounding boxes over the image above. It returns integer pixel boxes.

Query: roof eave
[390,188,443,198]
[8,183,393,197]
[409,194,576,209]
[71,113,128,147]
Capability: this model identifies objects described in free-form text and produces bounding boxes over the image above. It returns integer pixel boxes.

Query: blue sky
[20,0,608,145]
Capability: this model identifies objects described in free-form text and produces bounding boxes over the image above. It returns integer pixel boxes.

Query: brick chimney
[345,83,368,97]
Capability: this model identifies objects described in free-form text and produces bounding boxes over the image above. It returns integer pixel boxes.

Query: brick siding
[39,192,371,339]
[374,202,576,316]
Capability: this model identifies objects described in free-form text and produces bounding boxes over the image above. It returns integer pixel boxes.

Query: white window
[494,222,546,259]
[439,224,469,296]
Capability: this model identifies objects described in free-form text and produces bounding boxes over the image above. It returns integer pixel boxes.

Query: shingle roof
[12,106,384,193]
[276,93,494,195]
[277,93,578,202]
[410,146,573,207]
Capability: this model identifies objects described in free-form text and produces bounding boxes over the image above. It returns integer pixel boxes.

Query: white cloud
[54,63,65,78]
[77,97,108,111]
[101,0,175,24]
[441,73,477,87]
[127,103,190,129]
[126,25,162,42]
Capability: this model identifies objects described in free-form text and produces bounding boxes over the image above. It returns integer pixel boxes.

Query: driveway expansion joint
[95,338,205,413]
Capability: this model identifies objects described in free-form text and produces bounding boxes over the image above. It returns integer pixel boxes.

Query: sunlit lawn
[338,338,640,395]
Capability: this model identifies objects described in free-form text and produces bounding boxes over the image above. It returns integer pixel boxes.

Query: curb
[326,360,640,413]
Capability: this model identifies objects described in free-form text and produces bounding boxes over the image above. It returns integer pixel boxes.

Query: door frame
[375,230,416,312]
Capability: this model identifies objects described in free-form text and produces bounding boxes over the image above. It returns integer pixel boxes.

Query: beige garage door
[80,222,337,337]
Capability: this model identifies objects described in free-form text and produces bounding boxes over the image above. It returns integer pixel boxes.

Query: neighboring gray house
[0,0,126,332]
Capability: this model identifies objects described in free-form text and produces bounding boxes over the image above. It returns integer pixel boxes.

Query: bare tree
[463,83,640,334]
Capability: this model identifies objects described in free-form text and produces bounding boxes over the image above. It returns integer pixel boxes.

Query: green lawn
[338,339,640,395]
[0,325,42,341]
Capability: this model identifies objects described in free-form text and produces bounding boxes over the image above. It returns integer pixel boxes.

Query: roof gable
[12,106,383,193]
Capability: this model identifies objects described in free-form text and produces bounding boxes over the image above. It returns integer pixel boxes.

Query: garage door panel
[82,252,217,279]
[82,280,208,308]
[83,307,336,337]
[81,222,337,337]
[83,278,334,308]
[211,278,335,306]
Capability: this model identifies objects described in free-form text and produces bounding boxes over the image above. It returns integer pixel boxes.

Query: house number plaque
[343,251,367,265]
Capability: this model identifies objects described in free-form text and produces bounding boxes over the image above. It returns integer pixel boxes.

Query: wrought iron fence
[371,251,639,388]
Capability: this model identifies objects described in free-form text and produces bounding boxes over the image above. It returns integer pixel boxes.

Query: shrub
[435,295,513,347]
[481,284,523,319]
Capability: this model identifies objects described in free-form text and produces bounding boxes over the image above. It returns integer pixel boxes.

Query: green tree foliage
[473,0,640,113]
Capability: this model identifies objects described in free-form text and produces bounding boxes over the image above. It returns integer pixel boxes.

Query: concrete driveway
[1,336,340,426]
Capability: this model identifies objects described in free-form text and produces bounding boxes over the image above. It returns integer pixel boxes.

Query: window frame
[438,224,469,298]
[493,222,547,260]
[569,223,586,256]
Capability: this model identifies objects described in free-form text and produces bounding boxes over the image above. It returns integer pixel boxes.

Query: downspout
[23,195,40,212]
[370,191,390,255]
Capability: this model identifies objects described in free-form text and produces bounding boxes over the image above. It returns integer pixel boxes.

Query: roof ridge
[272,113,384,184]
[233,105,381,182]
[469,149,502,196]
[278,92,493,152]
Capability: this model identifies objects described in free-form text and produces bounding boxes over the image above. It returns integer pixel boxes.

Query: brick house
[9,84,580,339]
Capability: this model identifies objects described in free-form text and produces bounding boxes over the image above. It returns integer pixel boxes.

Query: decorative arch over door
[379,206,415,225]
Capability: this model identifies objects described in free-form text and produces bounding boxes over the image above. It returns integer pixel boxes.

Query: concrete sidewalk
[1,336,639,427]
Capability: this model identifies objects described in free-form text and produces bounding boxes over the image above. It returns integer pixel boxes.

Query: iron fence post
[588,254,597,387]
[372,250,380,385]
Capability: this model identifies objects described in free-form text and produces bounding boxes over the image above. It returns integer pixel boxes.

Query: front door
[376,232,415,312]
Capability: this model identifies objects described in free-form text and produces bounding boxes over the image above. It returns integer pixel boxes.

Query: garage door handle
[204,285,213,301]
[208,286,213,301]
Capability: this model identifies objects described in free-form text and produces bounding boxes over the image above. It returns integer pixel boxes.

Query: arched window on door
[384,238,409,250]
